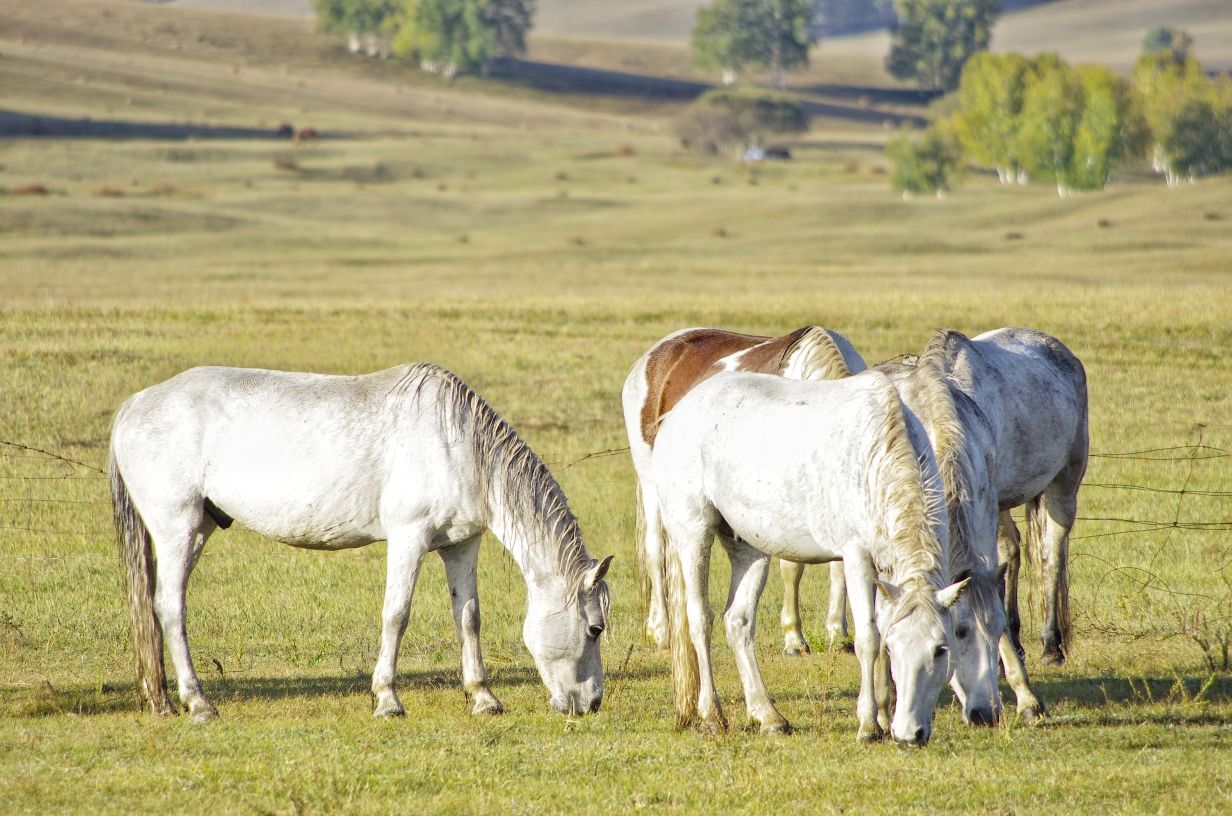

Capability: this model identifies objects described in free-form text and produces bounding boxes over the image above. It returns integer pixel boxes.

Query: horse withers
[110,363,613,722]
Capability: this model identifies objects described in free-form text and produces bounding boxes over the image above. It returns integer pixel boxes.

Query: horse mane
[391,363,600,608]
[913,334,999,637]
[782,326,853,381]
[864,374,948,622]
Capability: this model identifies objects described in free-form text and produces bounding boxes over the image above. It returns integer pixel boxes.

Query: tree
[690,0,815,89]
[1142,26,1194,63]
[314,0,400,56]
[887,121,963,198]
[952,51,1030,183]
[1132,48,1232,184]
[393,0,533,77]
[887,0,1003,92]
[1013,54,1084,195]
[1068,65,1148,191]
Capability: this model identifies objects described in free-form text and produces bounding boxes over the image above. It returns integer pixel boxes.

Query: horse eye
[587,624,604,640]
[934,644,948,659]
[955,626,970,640]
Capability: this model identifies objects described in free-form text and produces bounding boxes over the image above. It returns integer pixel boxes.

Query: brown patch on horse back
[727,327,814,374]
[640,329,766,445]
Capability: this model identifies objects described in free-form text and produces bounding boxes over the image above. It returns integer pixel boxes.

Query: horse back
[634,326,855,446]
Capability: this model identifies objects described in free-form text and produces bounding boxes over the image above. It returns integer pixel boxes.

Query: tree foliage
[887,122,963,197]
[951,51,1030,182]
[1142,26,1194,64]
[887,0,1002,91]
[1132,46,1231,184]
[690,0,815,89]
[316,0,533,76]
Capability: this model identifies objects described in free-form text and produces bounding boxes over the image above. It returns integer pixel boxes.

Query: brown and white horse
[621,326,866,649]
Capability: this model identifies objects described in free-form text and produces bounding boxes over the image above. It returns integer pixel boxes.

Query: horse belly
[204,427,386,549]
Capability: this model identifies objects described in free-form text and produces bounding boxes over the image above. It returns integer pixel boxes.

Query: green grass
[4,2,1232,814]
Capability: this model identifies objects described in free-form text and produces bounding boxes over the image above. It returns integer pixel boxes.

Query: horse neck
[485,475,586,593]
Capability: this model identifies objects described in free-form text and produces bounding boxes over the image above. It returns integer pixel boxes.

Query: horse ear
[875,577,902,603]
[585,555,614,590]
[936,577,972,609]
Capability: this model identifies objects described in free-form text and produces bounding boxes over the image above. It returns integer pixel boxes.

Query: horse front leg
[778,559,810,656]
[997,510,1025,662]
[844,556,882,742]
[151,513,217,723]
[438,536,503,716]
[372,526,430,717]
[722,536,789,734]
[999,632,1045,722]
[825,560,850,651]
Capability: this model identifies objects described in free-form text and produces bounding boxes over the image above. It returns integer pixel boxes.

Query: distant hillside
[166,0,1231,71]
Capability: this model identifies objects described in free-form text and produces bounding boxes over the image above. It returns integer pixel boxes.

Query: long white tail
[109,453,174,715]
[666,536,699,729]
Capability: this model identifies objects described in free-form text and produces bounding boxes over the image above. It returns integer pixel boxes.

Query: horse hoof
[760,720,792,736]
[373,702,406,718]
[472,697,504,716]
[701,717,728,735]
[782,638,811,657]
[1019,703,1047,724]
[189,703,218,724]
[857,727,885,743]
[1041,649,1065,666]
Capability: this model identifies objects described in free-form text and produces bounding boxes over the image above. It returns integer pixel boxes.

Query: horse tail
[634,480,651,608]
[109,446,173,715]
[1021,496,1073,655]
[666,536,699,729]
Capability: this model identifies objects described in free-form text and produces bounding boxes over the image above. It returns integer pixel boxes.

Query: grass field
[4,1,1232,814]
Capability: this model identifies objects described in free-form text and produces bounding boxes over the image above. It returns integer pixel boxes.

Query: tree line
[690,0,1004,91]
[891,29,1232,197]
[313,0,533,77]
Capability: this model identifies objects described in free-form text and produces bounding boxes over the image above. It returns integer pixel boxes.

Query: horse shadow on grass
[2,662,664,718]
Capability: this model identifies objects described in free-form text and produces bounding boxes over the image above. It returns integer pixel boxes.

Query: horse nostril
[914,727,926,745]
[589,697,602,713]
[970,706,994,726]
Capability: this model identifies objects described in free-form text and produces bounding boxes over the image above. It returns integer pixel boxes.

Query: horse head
[876,575,970,747]
[947,566,1007,726]
[522,555,613,715]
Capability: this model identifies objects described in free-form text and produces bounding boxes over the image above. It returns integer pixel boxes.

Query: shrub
[675,88,808,155]
[887,122,962,198]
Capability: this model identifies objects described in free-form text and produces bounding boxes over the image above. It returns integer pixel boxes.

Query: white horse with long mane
[621,326,866,650]
[110,362,613,722]
[653,370,968,745]
[780,335,1046,723]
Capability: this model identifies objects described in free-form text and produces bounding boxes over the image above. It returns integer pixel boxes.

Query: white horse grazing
[940,328,1088,665]
[110,363,613,722]
[621,326,866,651]
[779,337,1048,723]
[653,371,968,745]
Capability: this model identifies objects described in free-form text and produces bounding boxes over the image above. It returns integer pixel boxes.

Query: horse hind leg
[997,510,1025,663]
[148,507,219,723]
[1028,480,1079,666]
[779,559,810,656]
[439,536,503,716]
[638,481,670,651]
[825,560,851,652]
